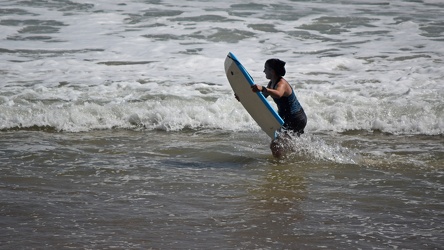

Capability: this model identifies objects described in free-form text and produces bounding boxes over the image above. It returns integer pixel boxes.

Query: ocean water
[0,0,443,249]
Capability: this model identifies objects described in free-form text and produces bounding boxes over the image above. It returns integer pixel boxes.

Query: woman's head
[265,58,286,77]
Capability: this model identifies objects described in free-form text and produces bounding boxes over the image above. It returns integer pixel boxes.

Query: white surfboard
[224,52,284,139]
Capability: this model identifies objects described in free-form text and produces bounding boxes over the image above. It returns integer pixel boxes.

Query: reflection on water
[234,163,307,247]
[1,130,443,249]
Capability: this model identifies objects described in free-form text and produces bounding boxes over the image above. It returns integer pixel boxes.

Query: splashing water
[269,132,359,164]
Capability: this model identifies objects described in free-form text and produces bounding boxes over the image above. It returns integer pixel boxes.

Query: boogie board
[224,52,284,139]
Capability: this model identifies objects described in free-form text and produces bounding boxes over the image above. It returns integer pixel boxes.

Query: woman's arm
[252,79,290,99]
[251,84,268,97]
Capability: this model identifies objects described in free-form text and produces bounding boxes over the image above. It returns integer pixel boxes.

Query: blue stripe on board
[228,52,284,125]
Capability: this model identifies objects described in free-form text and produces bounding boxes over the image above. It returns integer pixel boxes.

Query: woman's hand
[251,84,262,93]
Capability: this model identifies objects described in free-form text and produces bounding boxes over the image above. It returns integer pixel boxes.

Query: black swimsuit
[268,80,307,135]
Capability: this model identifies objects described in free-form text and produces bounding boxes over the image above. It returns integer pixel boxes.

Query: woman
[251,58,307,157]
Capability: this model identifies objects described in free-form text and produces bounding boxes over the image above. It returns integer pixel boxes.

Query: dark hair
[266,58,286,76]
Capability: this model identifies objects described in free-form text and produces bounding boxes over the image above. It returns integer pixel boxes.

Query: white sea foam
[0,0,442,135]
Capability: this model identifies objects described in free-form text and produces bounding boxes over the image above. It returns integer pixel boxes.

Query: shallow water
[1,130,443,249]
